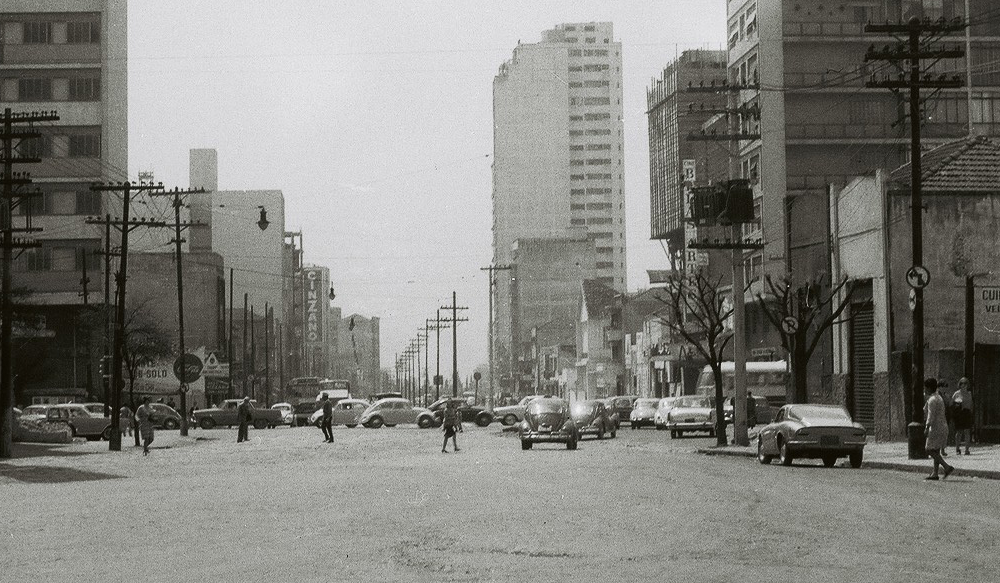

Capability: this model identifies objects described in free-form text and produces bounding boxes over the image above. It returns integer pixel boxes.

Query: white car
[665,396,717,438]
[308,398,371,428]
[358,398,436,429]
[629,398,661,429]
[271,402,294,426]
[493,394,546,426]
[653,397,678,430]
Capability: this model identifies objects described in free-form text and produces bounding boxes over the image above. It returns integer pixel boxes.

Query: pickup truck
[193,399,284,430]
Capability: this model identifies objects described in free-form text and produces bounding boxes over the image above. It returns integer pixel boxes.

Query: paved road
[1,424,997,582]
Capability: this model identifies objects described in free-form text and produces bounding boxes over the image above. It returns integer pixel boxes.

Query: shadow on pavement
[0,464,123,484]
[11,442,97,459]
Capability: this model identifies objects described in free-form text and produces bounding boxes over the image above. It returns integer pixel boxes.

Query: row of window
[570,217,613,225]
[569,128,612,136]
[569,113,612,122]
[13,190,102,216]
[568,64,612,72]
[570,173,616,181]
[568,49,611,57]
[569,144,611,151]
[564,37,610,45]
[18,133,101,158]
[3,77,101,102]
[564,25,597,32]
[13,245,101,273]
[570,202,613,211]
[570,158,613,166]
[569,97,612,106]
[568,80,611,88]
[15,21,101,44]
[571,187,614,195]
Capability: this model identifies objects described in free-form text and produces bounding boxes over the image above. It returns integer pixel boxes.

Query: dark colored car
[427,397,494,427]
[293,401,321,427]
[149,403,183,430]
[518,397,579,450]
[572,400,617,440]
[603,395,638,429]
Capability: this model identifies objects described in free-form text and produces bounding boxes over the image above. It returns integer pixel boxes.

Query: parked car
[571,400,617,440]
[603,395,638,428]
[271,402,294,426]
[722,395,775,427]
[427,397,494,427]
[292,401,319,427]
[359,398,436,429]
[518,397,578,450]
[148,403,183,430]
[756,404,867,468]
[19,404,52,422]
[653,397,679,430]
[494,394,546,426]
[630,398,661,429]
[665,396,717,438]
[193,399,284,430]
[308,398,370,428]
[45,404,113,440]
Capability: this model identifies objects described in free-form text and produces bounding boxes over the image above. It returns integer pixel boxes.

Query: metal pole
[242,293,248,397]
[435,309,442,401]
[908,23,926,455]
[732,223,749,447]
[172,191,189,435]
[250,304,256,401]
[228,268,233,400]
[487,275,495,408]
[0,109,13,457]
[103,214,111,408]
[264,303,270,405]
[452,291,459,397]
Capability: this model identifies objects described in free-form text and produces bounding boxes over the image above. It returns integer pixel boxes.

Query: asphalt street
[1,424,997,582]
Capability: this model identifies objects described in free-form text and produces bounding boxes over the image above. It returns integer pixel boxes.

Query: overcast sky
[127,1,727,378]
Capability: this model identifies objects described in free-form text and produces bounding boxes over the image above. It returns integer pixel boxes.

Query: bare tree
[654,270,735,447]
[119,303,172,445]
[755,275,856,404]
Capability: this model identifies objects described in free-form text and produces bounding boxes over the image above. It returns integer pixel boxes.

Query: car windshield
[791,405,851,420]
[635,399,659,408]
[24,406,47,414]
[527,399,566,415]
[572,401,597,415]
[675,397,712,409]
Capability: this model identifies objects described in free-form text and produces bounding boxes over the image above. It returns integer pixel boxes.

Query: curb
[697,447,1000,480]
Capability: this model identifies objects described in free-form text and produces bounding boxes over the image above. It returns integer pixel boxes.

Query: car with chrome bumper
[518,397,578,450]
[665,396,717,438]
[359,398,436,429]
[630,398,660,429]
[309,398,370,427]
[756,404,866,468]
[572,400,616,439]
[494,394,546,426]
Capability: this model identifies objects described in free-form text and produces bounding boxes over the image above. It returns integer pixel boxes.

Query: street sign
[780,316,800,335]
[473,372,482,381]
[173,353,203,383]
[908,288,917,311]
[906,265,931,289]
[202,351,229,377]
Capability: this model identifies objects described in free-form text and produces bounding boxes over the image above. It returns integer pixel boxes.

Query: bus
[286,377,323,403]
[317,379,351,401]
[695,361,789,408]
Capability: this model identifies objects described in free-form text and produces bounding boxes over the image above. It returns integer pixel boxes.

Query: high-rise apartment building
[2,1,127,402]
[492,23,626,393]
[727,0,1000,400]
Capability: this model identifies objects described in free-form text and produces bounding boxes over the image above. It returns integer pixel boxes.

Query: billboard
[303,267,328,345]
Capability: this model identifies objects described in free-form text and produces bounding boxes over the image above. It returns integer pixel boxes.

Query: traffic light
[99,356,112,379]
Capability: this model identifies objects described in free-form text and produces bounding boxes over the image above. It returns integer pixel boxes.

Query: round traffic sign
[906,265,931,290]
[780,316,800,335]
[173,353,203,383]
[473,372,482,381]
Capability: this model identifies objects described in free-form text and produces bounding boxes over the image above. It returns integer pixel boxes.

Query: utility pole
[228,268,234,399]
[250,304,256,401]
[433,310,450,401]
[480,264,511,409]
[150,186,205,436]
[1,108,58,458]
[98,214,115,410]
[865,17,965,458]
[86,182,167,451]
[79,248,95,403]
[440,292,469,397]
[242,293,248,397]
[394,352,399,393]
[265,304,271,405]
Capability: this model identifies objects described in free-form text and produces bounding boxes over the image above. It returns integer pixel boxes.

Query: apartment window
[596,261,614,269]
[18,78,52,101]
[586,173,612,180]
[596,247,613,254]
[68,134,101,158]
[23,22,53,44]
[569,115,583,121]
[584,50,608,57]
[76,190,102,215]
[587,203,612,210]
[584,80,609,87]
[584,97,610,105]
[569,130,584,136]
[584,113,610,121]
[73,246,101,271]
[589,232,612,239]
[571,159,584,166]
[568,81,582,88]
[570,203,586,210]
[587,217,612,225]
[566,37,578,43]
[584,25,595,31]
[571,174,585,181]
[586,187,611,194]
[586,128,611,136]
[583,64,609,72]
[586,143,611,151]
[571,218,586,225]
[67,21,101,44]
[25,191,53,216]
[565,26,577,31]
[570,188,585,195]
[68,78,101,101]
[18,135,51,159]
[16,248,52,272]
[586,158,611,165]
[570,145,584,151]
[585,37,596,44]
[568,66,582,72]
[569,49,582,57]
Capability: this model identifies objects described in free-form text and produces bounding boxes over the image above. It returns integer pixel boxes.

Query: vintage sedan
[359,398,436,429]
[603,395,638,428]
[271,402,294,426]
[19,404,53,422]
[571,400,617,439]
[630,398,661,429]
[193,399,283,430]
[427,397,494,427]
[518,397,578,450]
[309,398,371,428]
[148,403,183,430]
[45,404,113,440]
[665,396,717,438]
[494,394,546,426]
[757,404,867,468]
[653,397,679,430]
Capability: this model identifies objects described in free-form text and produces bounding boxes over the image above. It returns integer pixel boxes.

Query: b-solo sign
[304,268,326,344]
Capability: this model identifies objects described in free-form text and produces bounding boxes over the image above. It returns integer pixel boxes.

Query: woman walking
[441,399,460,453]
[923,378,954,480]
[136,396,155,456]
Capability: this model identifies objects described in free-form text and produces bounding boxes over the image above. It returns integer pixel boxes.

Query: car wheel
[822,456,837,468]
[597,427,604,440]
[199,417,216,430]
[610,427,616,439]
[503,414,518,426]
[163,418,179,430]
[849,450,864,468]
[417,416,432,429]
[475,413,492,427]
[521,440,532,450]
[669,430,676,439]
[631,422,637,430]
[101,426,113,441]
[567,438,578,450]
[253,419,268,430]
[708,428,716,437]
[778,438,793,466]
[368,416,384,429]
[757,437,773,464]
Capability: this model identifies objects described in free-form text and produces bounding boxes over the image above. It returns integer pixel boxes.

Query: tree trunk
[712,365,726,446]
[792,340,809,404]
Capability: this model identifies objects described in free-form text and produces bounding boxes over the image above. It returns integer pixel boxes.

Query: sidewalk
[699,438,1000,480]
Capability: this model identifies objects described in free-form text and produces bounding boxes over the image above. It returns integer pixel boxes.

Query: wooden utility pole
[86,183,167,451]
[1,108,57,458]
[865,17,964,457]
[480,264,510,409]
[440,292,469,397]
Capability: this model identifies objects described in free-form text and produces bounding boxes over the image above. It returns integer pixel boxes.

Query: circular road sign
[780,316,800,335]
[908,288,917,311]
[473,371,482,381]
[906,265,931,290]
[173,353,203,383]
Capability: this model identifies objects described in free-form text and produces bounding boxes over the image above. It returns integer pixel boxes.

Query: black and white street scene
[3,1,1000,581]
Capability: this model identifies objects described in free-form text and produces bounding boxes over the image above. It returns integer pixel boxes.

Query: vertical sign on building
[303,268,327,345]
[681,159,703,273]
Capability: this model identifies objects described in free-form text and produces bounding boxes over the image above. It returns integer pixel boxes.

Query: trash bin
[907,422,928,459]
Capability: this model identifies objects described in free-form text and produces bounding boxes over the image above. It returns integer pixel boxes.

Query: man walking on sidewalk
[924,378,954,481]
[320,393,334,443]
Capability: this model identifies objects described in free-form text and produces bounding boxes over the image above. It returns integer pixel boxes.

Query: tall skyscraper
[492,23,626,393]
